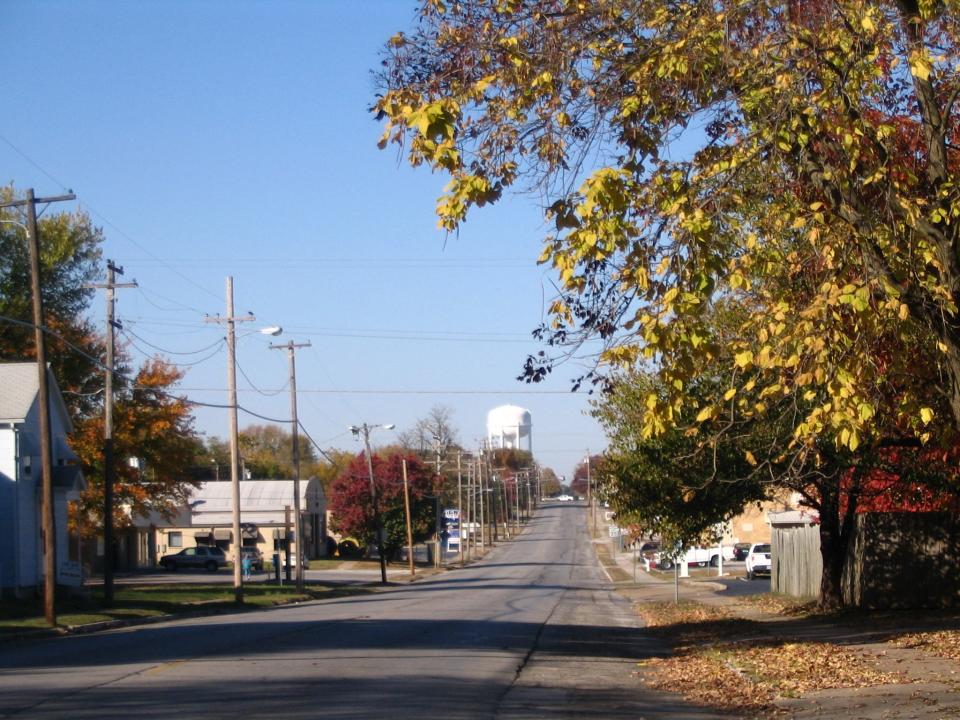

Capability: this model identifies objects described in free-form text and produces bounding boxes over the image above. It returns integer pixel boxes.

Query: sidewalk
[590,521,960,718]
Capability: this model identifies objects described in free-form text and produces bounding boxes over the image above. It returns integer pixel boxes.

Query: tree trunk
[815,470,860,611]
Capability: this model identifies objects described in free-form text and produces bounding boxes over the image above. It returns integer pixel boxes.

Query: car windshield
[755,544,771,553]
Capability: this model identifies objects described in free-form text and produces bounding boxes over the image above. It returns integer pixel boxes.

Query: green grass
[0,583,370,636]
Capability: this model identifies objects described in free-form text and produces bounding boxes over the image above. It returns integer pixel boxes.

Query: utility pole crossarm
[0,192,76,209]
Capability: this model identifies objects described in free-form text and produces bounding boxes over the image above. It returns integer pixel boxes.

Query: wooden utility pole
[1,189,75,626]
[456,453,463,568]
[86,261,136,605]
[402,459,414,577]
[269,339,311,592]
[206,277,254,602]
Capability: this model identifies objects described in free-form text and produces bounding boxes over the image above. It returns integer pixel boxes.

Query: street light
[350,423,395,584]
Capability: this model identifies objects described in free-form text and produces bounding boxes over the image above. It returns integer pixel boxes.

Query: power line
[0,313,280,415]
[134,286,208,315]
[0,132,222,303]
[236,356,289,397]
[120,326,225,356]
[296,420,337,464]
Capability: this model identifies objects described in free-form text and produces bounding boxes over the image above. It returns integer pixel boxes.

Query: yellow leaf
[724,388,737,400]
[910,53,932,81]
[920,407,934,424]
[861,15,875,32]
[745,451,757,466]
[696,406,715,422]
[734,350,753,368]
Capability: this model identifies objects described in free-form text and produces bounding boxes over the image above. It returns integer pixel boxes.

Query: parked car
[240,547,263,572]
[733,542,752,561]
[745,543,772,579]
[652,545,736,570]
[159,545,227,572]
[556,494,574,502]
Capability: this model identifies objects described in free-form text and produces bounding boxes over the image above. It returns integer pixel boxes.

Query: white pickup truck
[651,545,736,570]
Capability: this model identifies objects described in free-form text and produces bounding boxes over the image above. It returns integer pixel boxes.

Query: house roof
[0,362,74,432]
[187,478,325,526]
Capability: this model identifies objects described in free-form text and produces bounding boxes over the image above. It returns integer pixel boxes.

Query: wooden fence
[772,512,960,608]
[771,524,821,599]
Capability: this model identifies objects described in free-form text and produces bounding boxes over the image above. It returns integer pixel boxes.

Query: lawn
[0,582,369,635]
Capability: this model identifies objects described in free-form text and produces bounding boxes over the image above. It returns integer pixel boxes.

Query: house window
[168,532,183,548]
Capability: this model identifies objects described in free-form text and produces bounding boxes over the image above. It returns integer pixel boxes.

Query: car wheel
[205,561,218,572]
[747,569,754,580]
[710,556,720,567]
[168,562,177,572]
[660,559,673,571]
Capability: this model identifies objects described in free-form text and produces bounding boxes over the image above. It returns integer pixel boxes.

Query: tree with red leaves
[329,452,436,560]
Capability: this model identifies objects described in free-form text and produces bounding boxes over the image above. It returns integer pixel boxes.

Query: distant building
[127,478,328,568]
[486,405,532,453]
[0,363,85,596]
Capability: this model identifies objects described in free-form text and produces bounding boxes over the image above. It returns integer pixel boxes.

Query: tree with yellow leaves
[377,1,960,606]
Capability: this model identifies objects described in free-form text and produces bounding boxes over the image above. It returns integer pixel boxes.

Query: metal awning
[241,523,258,539]
[213,529,232,541]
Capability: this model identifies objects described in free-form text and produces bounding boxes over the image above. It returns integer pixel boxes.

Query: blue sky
[3,1,606,478]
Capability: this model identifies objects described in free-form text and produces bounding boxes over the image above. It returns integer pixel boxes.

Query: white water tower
[487,405,532,453]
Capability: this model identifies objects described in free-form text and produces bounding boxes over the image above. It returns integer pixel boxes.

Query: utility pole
[86,261,136,605]
[269,339,311,592]
[1,189,75,626]
[402,459,414,577]
[206,277,254,602]
[478,452,486,551]
[587,450,597,536]
[456,452,463,568]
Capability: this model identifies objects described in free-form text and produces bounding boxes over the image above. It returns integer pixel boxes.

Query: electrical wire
[296,420,338,464]
[0,312,280,415]
[0,132,222,303]
[134,286,207,316]
[120,326,225,356]
[236,357,289,397]
[120,331,225,369]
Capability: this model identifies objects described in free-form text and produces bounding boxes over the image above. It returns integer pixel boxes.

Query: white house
[0,363,85,596]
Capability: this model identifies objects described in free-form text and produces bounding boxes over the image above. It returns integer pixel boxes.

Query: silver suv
[159,545,227,572]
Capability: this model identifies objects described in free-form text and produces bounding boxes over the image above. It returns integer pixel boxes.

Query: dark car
[240,547,263,572]
[733,542,752,561]
[159,545,227,572]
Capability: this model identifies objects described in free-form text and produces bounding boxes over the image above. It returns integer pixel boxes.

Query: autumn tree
[236,423,321,479]
[328,452,435,559]
[567,453,602,499]
[0,186,104,417]
[377,2,960,606]
[70,358,203,537]
[376,0,960,462]
[539,467,562,496]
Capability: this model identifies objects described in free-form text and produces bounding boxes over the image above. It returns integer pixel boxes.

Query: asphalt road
[0,504,723,719]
